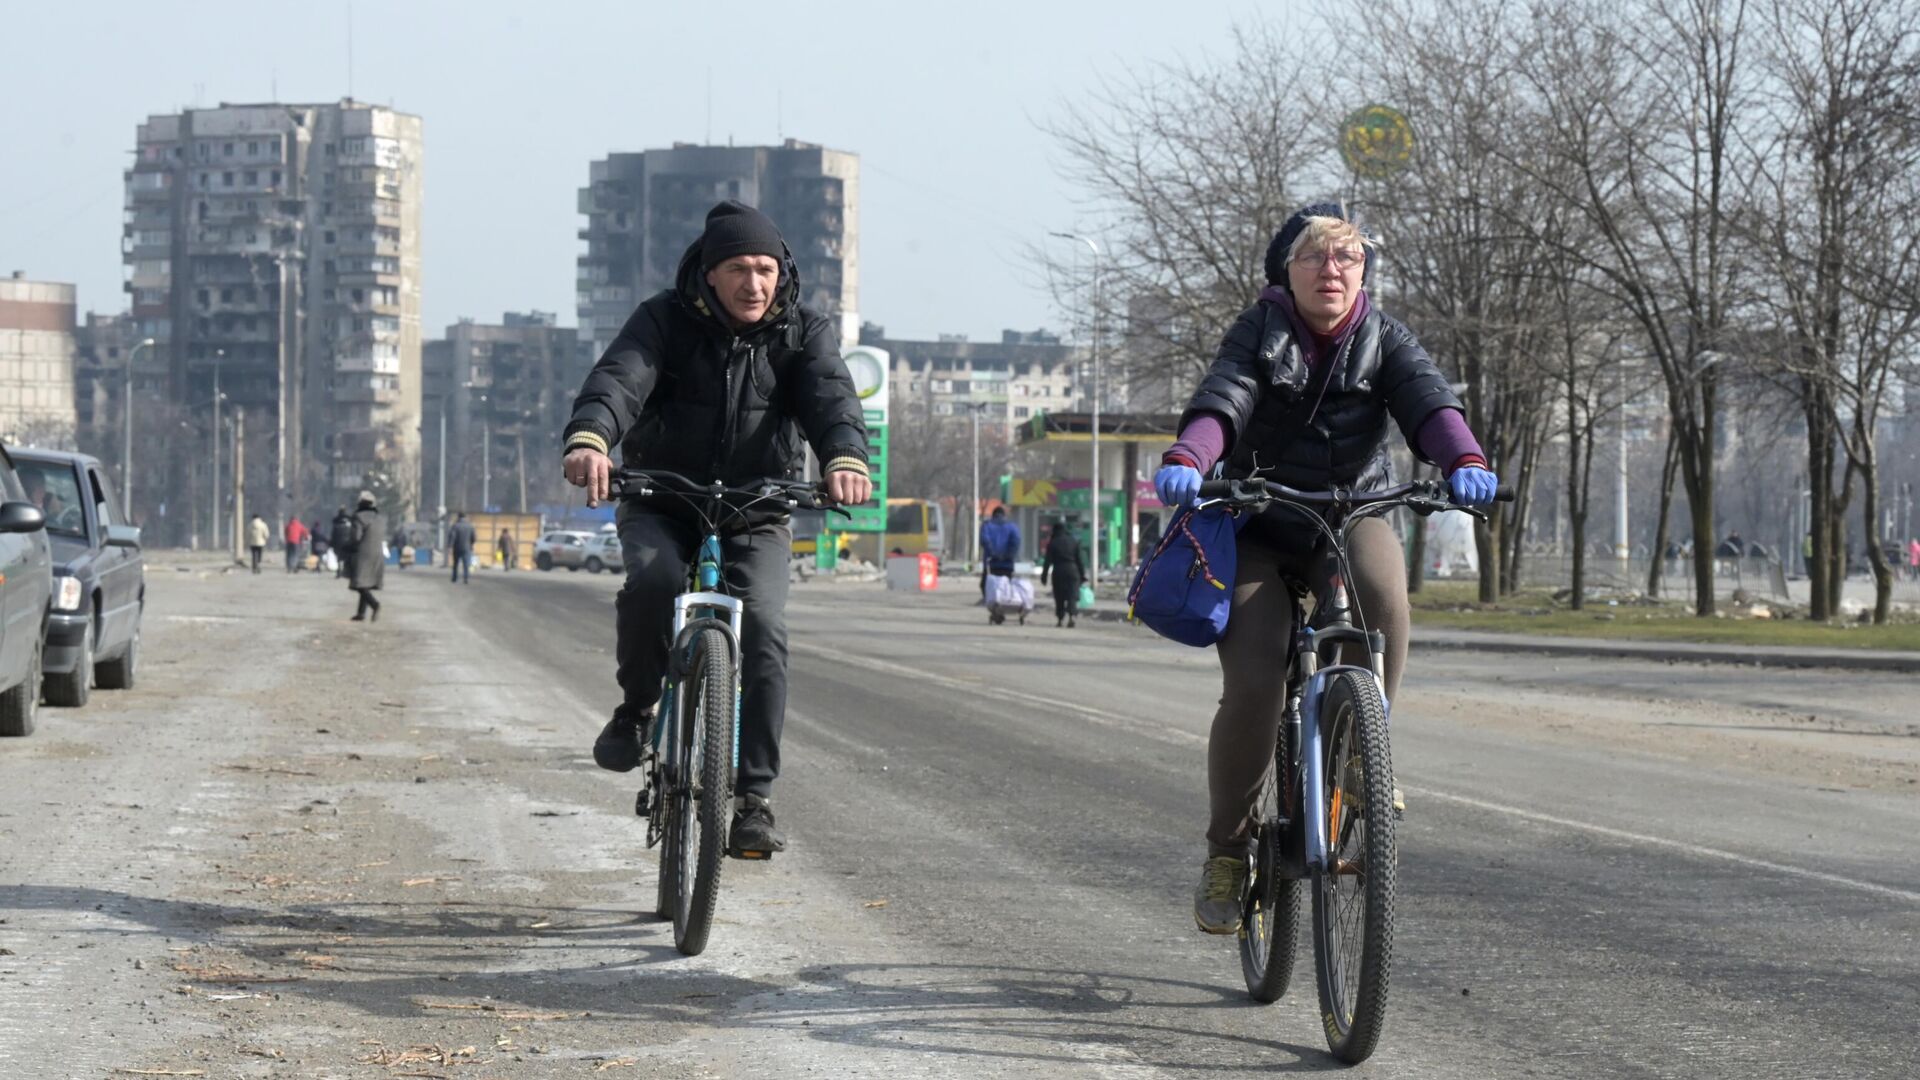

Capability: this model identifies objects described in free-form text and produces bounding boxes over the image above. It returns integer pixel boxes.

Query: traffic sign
[1340,104,1415,179]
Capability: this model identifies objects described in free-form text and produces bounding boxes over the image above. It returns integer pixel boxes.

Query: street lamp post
[970,403,982,567]
[210,349,225,551]
[1051,232,1101,591]
[123,337,155,515]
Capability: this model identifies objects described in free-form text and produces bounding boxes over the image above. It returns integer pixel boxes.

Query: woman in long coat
[1038,517,1087,628]
[348,491,387,622]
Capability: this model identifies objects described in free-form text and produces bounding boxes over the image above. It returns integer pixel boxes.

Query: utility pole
[481,413,492,511]
[968,403,984,567]
[230,410,245,564]
[516,428,528,513]
[210,350,224,550]
[123,337,155,516]
[1051,232,1102,591]
[436,406,447,543]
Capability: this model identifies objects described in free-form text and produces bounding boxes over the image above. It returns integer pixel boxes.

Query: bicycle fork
[1294,627,1389,875]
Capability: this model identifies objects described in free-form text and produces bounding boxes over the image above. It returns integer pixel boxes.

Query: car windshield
[15,459,86,538]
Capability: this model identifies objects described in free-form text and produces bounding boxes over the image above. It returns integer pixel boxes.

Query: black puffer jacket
[1182,301,1460,492]
[565,239,868,522]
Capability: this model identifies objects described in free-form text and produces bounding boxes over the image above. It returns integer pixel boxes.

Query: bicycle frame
[1200,478,1479,878]
[1292,589,1388,875]
[649,535,744,793]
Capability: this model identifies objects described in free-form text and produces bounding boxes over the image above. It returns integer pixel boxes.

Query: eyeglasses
[1292,248,1367,271]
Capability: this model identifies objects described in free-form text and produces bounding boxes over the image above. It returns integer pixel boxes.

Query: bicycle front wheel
[671,627,736,956]
[1310,670,1396,1063]
[1240,755,1301,1002]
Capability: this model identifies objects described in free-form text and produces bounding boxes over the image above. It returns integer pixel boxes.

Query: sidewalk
[1070,599,1920,673]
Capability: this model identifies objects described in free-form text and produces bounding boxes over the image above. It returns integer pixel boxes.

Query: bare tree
[1506,0,1757,616]
[1040,24,1325,396]
[1743,0,1920,622]
[1347,0,1564,601]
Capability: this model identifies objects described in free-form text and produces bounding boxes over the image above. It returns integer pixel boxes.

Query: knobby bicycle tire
[672,627,736,956]
[1311,670,1396,1064]
[1241,751,1301,1002]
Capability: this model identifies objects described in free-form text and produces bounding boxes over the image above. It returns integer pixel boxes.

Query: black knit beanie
[700,200,785,269]
[1264,200,1353,286]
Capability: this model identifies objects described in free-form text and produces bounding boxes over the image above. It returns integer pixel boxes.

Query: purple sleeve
[1163,411,1230,472]
[1415,407,1487,475]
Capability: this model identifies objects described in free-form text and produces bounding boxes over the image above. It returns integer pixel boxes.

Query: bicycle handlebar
[609,468,846,513]
[1195,477,1515,514]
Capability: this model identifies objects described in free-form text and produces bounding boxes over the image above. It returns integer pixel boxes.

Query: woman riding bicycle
[1153,202,1500,934]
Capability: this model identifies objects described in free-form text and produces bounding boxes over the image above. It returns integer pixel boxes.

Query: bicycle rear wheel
[671,627,736,956]
[1310,670,1396,1063]
[1240,755,1301,1002]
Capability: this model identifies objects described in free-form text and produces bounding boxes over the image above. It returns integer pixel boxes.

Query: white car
[533,530,596,571]
[582,533,622,574]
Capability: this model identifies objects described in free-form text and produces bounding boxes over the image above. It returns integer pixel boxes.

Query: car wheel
[45,620,93,708]
[0,634,41,736]
[536,552,554,572]
[96,611,140,691]
[586,557,604,574]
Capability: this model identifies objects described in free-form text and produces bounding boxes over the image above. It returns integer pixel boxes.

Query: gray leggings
[1206,516,1409,857]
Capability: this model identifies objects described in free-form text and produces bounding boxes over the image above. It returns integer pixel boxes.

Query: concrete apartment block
[421,312,584,514]
[0,273,80,447]
[125,99,423,537]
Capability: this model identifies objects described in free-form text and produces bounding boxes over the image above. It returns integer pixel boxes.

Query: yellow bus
[884,498,945,557]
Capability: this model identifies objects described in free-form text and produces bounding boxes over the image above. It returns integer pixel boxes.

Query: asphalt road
[2,561,1915,1078]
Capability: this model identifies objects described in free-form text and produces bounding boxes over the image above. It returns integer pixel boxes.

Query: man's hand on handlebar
[823,469,872,508]
[563,446,613,507]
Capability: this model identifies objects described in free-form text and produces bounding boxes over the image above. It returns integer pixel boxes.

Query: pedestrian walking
[284,517,309,573]
[1039,517,1087,627]
[1907,537,1919,582]
[246,514,269,574]
[348,491,386,622]
[330,508,355,578]
[979,506,1020,597]
[448,513,476,584]
[310,520,332,574]
[497,528,516,572]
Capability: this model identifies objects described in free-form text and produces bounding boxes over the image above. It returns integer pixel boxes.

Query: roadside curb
[1078,604,1920,673]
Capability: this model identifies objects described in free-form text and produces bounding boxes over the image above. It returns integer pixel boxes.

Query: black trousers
[249,545,263,573]
[450,550,471,582]
[616,506,792,799]
[1049,571,1082,620]
[354,587,381,617]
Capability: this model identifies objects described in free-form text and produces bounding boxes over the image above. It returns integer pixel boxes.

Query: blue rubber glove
[1155,464,1203,509]
[1448,465,1499,506]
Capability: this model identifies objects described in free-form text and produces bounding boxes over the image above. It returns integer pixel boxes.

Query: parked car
[11,449,144,709]
[533,530,596,571]
[583,533,622,574]
[0,442,53,736]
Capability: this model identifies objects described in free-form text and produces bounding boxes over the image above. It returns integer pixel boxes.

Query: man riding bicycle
[562,199,873,856]
[1154,203,1499,934]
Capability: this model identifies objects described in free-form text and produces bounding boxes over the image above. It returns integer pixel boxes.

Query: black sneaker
[592,705,653,773]
[729,793,786,858]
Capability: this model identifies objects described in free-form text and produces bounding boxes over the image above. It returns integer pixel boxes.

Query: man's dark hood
[672,237,803,345]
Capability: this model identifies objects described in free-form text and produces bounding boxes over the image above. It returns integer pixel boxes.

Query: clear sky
[4,1,1304,342]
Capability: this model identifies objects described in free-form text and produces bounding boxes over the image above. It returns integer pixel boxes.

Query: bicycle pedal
[634,788,652,817]
[728,847,774,861]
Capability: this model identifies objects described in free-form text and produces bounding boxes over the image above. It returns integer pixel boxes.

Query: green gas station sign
[828,346,889,534]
